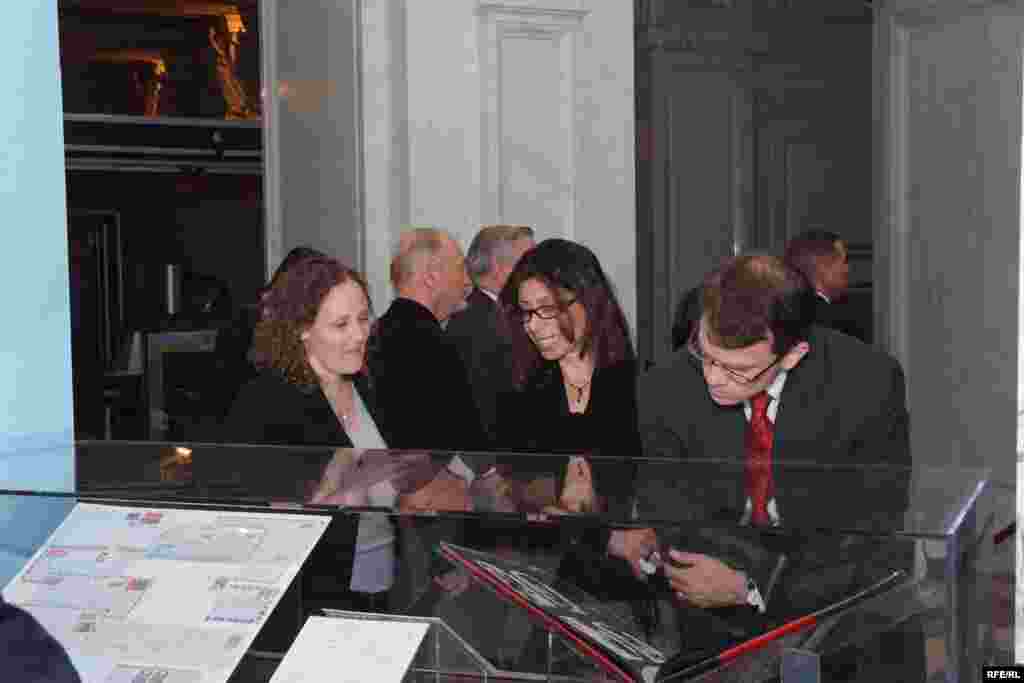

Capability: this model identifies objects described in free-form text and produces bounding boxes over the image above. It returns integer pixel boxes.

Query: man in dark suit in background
[784,229,869,342]
[370,227,486,454]
[609,254,921,681]
[446,224,535,444]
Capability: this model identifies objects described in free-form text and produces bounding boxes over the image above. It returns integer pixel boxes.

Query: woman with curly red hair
[223,254,398,611]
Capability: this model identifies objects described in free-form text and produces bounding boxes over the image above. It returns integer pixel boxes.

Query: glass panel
[73,442,988,539]
[2,443,992,681]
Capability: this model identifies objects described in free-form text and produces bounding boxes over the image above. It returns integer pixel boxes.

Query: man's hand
[399,470,472,513]
[665,549,747,609]
[607,528,658,578]
[434,568,472,598]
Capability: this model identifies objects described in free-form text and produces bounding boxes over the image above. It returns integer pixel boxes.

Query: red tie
[745,391,774,526]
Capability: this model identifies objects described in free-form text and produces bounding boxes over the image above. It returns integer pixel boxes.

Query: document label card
[270,616,430,683]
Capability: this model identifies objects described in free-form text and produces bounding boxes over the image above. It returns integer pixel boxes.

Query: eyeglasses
[516,298,577,324]
[686,330,783,385]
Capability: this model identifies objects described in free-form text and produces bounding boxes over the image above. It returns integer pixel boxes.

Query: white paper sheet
[270,616,430,683]
[3,503,329,683]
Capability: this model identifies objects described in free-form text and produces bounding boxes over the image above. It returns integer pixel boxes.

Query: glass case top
[51,440,988,539]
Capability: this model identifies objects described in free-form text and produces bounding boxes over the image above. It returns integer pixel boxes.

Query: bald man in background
[368,228,489,461]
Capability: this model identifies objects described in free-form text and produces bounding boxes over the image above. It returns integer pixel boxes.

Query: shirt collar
[479,287,499,302]
[815,290,831,304]
[742,368,788,422]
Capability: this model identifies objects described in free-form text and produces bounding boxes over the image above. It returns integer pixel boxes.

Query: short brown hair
[784,229,844,287]
[702,254,814,355]
[252,256,371,389]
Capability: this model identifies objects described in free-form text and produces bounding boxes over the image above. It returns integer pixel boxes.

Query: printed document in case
[2,502,329,683]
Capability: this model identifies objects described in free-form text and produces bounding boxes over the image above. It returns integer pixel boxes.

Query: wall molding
[477,2,589,239]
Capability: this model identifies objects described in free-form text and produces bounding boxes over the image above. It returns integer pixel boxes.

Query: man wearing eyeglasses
[608,254,920,681]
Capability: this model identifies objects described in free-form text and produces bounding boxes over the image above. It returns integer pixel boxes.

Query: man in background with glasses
[609,254,920,681]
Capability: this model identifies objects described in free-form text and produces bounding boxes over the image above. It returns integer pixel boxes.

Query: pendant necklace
[565,377,591,406]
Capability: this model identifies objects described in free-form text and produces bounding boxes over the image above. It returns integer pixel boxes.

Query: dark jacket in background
[0,596,80,683]
[813,294,872,344]
[368,297,488,458]
[445,289,514,446]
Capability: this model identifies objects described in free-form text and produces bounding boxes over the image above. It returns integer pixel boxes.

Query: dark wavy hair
[251,255,372,389]
[499,238,634,387]
[702,254,815,355]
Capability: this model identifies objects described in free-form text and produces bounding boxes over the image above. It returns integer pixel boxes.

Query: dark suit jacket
[219,369,389,611]
[368,297,488,457]
[445,289,514,445]
[221,370,389,447]
[636,326,919,678]
[813,294,871,344]
[0,596,80,683]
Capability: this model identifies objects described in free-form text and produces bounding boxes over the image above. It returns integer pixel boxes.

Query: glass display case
[1,441,993,682]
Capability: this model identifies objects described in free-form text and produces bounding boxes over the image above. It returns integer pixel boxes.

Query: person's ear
[780,341,810,371]
[422,256,441,289]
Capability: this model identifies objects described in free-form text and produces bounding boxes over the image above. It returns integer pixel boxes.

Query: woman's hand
[399,470,472,513]
[559,456,596,513]
[312,486,369,507]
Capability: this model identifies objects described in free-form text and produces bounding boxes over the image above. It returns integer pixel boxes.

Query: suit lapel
[770,332,832,520]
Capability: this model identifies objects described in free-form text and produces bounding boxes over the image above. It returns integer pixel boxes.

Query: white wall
[361,0,636,329]
[262,0,364,276]
[0,2,74,487]
[0,1,76,585]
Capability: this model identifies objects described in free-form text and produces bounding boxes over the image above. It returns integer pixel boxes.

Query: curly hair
[250,256,372,390]
[499,238,634,387]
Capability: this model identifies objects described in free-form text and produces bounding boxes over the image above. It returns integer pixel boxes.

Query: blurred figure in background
[784,229,868,342]
[447,224,534,444]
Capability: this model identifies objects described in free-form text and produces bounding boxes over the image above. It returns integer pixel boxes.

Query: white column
[360,0,636,329]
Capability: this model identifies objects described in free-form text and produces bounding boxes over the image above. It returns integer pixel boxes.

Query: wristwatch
[744,575,767,613]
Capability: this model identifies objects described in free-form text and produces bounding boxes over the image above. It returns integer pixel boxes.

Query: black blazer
[445,289,514,445]
[368,297,487,456]
[221,370,390,448]
[494,358,641,518]
[812,294,871,344]
[0,596,80,683]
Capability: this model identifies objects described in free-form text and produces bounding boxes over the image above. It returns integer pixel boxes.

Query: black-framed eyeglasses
[516,297,577,324]
[686,329,783,385]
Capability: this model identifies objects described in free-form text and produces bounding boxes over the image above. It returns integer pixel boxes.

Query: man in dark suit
[370,227,484,453]
[784,229,869,343]
[446,224,535,444]
[608,254,921,681]
[1,595,80,683]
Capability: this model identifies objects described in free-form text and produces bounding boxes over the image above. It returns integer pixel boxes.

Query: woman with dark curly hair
[223,255,399,611]
[495,238,639,519]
